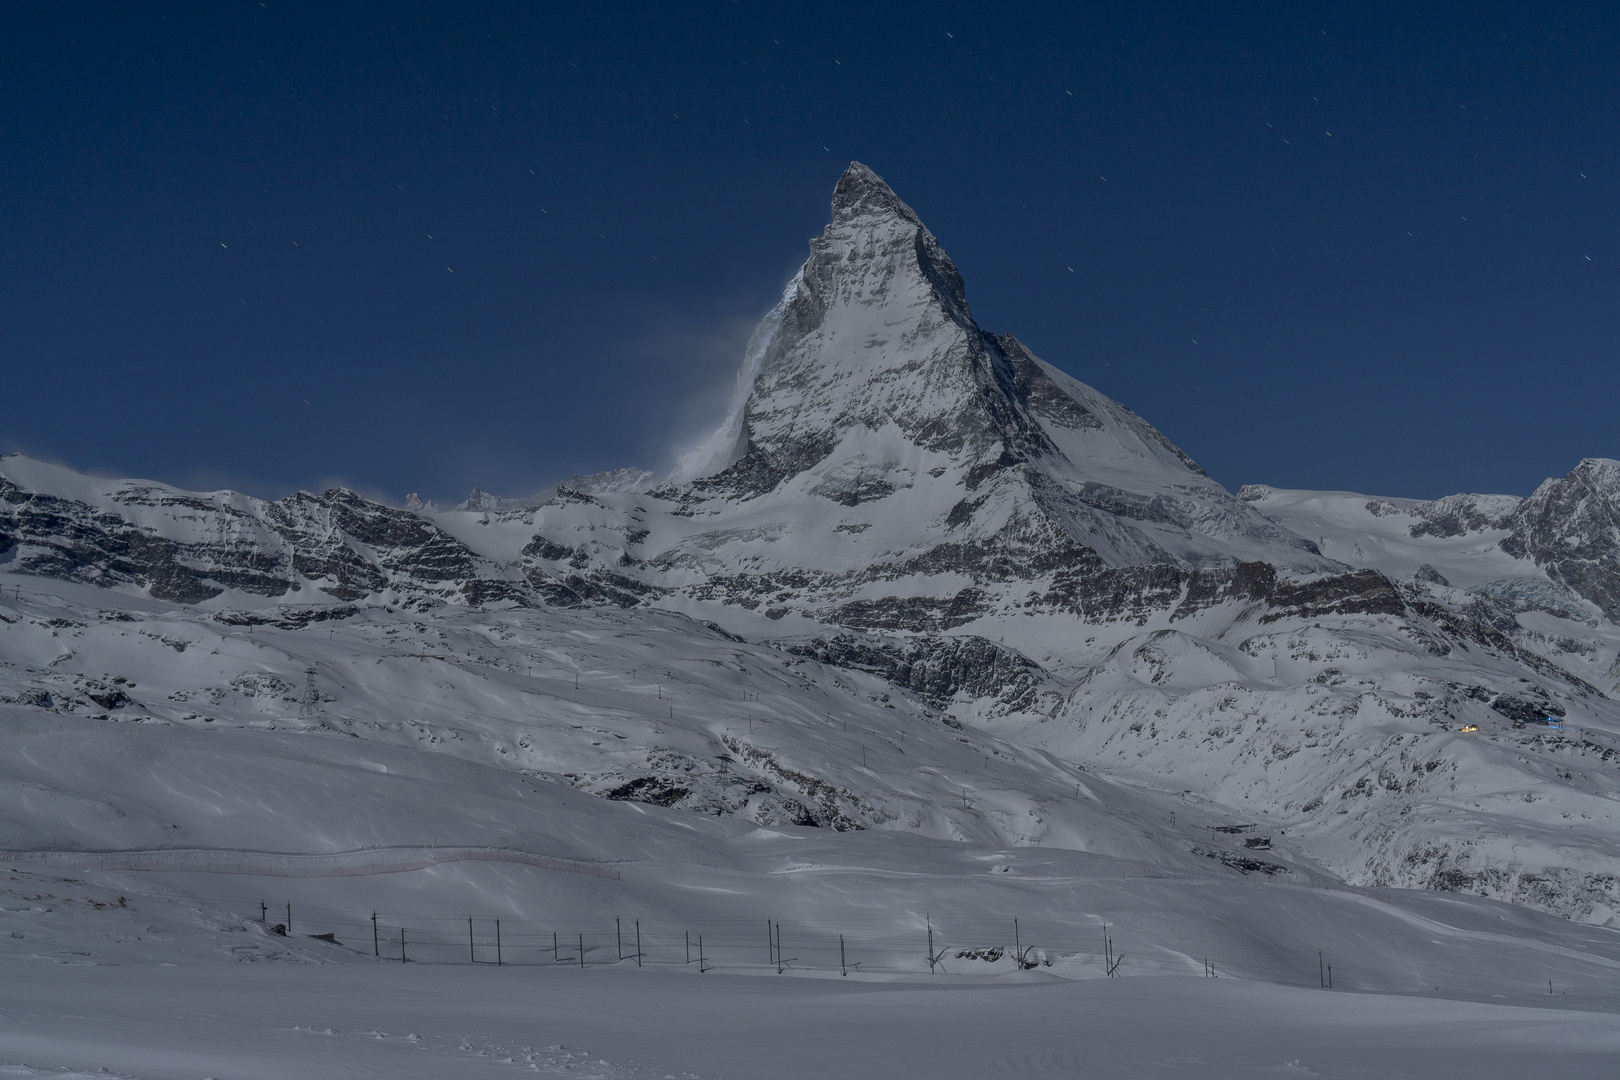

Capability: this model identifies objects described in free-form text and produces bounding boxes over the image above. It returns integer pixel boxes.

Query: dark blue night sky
[2,3,1615,503]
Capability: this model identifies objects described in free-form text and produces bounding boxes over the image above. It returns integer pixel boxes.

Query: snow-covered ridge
[1237,484,1526,590]
[0,452,527,608]
[431,467,661,515]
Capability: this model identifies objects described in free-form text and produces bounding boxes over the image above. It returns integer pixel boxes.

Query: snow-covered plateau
[2,163,1619,1077]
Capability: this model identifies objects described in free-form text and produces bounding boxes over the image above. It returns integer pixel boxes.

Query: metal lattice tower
[298,666,320,717]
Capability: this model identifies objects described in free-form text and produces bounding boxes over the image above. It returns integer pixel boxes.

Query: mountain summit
[560,163,1338,633]
[673,163,1324,567]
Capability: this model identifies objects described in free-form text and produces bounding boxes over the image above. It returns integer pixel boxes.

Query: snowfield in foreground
[4,962,1620,1079]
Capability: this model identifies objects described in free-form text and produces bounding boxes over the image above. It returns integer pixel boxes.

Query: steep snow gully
[3,163,1619,1077]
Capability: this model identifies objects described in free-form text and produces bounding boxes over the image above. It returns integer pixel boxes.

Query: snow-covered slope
[1238,485,1525,589]
[4,573,1620,1079]
[1241,481,1620,696]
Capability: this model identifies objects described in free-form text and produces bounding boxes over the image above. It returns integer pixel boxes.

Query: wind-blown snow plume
[667,273,801,483]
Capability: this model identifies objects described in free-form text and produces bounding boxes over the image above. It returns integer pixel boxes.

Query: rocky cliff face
[1501,459,1620,623]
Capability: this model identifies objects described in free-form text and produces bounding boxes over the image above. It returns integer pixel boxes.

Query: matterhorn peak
[654,163,1330,575]
[667,162,970,485]
[671,162,1005,497]
[830,161,924,228]
[807,162,969,322]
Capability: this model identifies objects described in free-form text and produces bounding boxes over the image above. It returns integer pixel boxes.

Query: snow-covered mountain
[511,163,1337,631]
[3,163,1619,936]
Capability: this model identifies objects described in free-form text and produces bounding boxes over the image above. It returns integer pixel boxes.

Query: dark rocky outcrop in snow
[0,461,526,607]
[780,631,1056,714]
[1501,458,1620,622]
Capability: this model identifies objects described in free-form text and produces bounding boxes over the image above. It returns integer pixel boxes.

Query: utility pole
[372,912,379,957]
[926,915,948,974]
[767,924,795,974]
